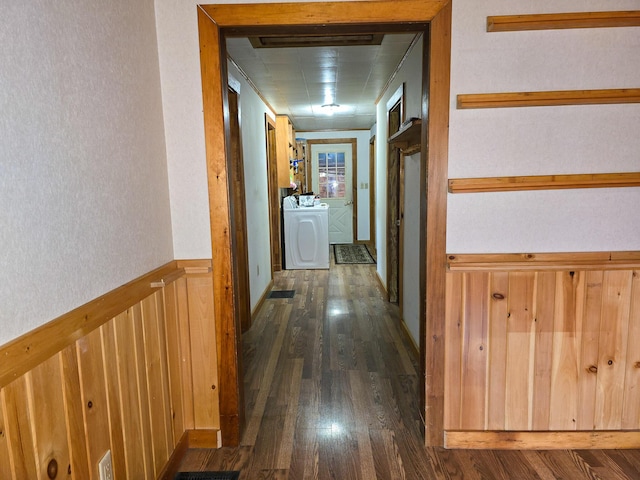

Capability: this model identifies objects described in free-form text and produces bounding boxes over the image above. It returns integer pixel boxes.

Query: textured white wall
[297,130,372,241]
[0,0,173,345]
[376,39,424,346]
[448,0,640,253]
[227,66,276,311]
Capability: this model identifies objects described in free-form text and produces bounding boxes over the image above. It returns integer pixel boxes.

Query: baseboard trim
[158,431,190,480]
[445,430,640,450]
[374,269,388,300]
[399,317,420,360]
[187,429,221,448]
[157,429,221,479]
[252,279,275,320]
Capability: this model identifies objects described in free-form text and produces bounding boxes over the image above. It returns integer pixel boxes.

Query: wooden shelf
[487,11,640,32]
[388,118,422,155]
[448,172,640,194]
[457,88,640,109]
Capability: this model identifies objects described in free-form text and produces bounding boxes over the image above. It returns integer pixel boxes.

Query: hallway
[177,260,640,479]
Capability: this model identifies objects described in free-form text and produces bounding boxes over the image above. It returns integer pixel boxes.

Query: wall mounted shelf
[457,88,640,109]
[487,10,640,32]
[388,118,422,155]
[448,172,640,194]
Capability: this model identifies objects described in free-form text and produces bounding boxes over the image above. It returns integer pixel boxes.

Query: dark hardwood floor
[177,257,640,479]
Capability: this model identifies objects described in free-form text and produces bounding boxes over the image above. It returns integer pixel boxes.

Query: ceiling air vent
[248,34,384,48]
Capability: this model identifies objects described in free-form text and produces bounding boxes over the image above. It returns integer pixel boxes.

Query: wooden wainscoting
[0,260,219,480]
[444,252,640,449]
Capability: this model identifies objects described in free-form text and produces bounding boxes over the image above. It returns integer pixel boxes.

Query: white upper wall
[375,38,424,346]
[448,0,640,253]
[155,0,640,258]
[227,67,275,311]
[0,0,173,345]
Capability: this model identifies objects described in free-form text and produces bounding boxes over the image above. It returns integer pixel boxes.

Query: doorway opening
[196,0,451,447]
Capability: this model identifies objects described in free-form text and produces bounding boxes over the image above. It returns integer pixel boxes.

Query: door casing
[196,0,451,447]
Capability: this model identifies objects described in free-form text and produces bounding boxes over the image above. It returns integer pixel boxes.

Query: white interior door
[311,143,353,244]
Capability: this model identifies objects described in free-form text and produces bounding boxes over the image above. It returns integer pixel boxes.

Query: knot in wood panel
[47,458,58,479]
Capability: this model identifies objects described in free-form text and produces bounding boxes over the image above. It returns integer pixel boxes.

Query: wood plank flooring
[177,258,640,479]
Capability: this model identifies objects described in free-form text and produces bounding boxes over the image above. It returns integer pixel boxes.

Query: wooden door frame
[228,87,252,334]
[369,135,376,255]
[265,114,281,273]
[307,138,358,243]
[197,0,451,447]
[386,87,405,307]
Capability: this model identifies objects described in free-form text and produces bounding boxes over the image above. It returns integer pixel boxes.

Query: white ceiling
[225,33,419,131]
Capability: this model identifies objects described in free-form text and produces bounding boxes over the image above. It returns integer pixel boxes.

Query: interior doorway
[197,0,452,447]
[307,138,358,244]
[386,86,405,306]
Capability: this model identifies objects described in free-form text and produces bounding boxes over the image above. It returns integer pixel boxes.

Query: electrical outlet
[98,450,113,480]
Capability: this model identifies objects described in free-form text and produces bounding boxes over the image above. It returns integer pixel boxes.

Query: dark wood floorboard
[178,256,640,479]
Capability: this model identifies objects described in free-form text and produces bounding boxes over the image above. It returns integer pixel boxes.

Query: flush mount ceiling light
[312,103,351,116]
[321,103,341,113]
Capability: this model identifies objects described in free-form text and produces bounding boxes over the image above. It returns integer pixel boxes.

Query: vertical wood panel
[28,354,71,480]
[595,271,633,429]
[113,310,148,479]
[141,293,171,476]
[131,304,155,477]
[460,273,489,429]
[505,272,535,430]
[187,276,220,429]
[2,377,38,478]
[622,271,640,428]
[445,264,640,435]
[60,345,91,479]
[76,329,111,480]
[486,272,509,430]
[577,271,604,430]
[0,263,210,479]
[531,272,555,429]
[100,322,127,479]
[175,277,195,430]
[444,272,462,430]
[549,271,584,430]
[163,281,186,444]
[0,393,13,480]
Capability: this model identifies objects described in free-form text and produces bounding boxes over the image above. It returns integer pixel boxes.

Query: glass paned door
[311,143,353,244]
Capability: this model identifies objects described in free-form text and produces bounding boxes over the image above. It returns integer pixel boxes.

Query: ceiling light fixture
[321,103,341,115]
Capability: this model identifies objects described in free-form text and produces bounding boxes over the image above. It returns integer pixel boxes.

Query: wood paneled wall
[0,260,218,479]
[444,258,640,448]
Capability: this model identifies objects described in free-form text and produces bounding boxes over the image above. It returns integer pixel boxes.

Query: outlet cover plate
[98,450,113,480]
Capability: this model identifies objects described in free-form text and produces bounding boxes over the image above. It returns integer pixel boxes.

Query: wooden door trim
[228,89,252,335]
[197,0,451,447]
[307,138,358,243]
[386,90,404,306]
[369,136,376,254]
[264,114,281,273]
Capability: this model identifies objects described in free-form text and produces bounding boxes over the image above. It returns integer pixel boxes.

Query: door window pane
[317,150,346,199]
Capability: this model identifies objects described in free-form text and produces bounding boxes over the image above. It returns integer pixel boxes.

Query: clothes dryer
[282,196,329,269]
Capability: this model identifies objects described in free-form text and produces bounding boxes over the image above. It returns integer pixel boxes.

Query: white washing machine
[283,196,329,269]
